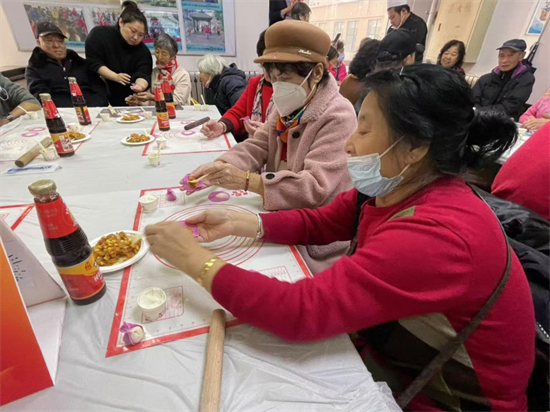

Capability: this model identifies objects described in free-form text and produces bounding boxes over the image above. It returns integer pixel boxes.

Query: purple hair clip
[166,188,177,202]
[180,173,206,194]
[120,322,145,346]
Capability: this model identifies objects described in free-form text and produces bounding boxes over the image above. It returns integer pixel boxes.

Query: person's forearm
[135,78,149,90]
[11,102,41,119]
[248,173,265,198]
[97,66,119,82]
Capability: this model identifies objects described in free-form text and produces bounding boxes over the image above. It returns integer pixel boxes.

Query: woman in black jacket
[197,55,247,115]
[85,1,152,106]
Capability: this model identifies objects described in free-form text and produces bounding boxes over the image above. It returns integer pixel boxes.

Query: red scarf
[156,58,178,91]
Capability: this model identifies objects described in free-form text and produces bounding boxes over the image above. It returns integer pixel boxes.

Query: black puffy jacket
[26,48,108,108]
[472,62,535,121]
[204,64,247,116]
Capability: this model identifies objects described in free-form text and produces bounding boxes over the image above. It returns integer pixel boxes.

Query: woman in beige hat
[188,20,357,273]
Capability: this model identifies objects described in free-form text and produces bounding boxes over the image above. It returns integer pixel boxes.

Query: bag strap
[396,185,512,409]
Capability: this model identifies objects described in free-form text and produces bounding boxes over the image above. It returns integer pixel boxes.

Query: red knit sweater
[492,123,550,220]
[221,74,273,138]
[212,177,534,411]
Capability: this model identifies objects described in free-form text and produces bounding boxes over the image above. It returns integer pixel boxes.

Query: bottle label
[56,253,105,300]
[167,102,176,118]
[51,132,74,154]
[157,112,170,130]
[154,87,165,102]
[75,106,91,125]
[42,100,61,119]
[35,197,79,238]
[69,82,83,97]
[83,106,91,123]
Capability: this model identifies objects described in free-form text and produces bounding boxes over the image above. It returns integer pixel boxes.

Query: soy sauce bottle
[154,83,170,131]
[161,76,176,119]
[68,77,91,125]
[29,180,106,305]
[40,93,74,157]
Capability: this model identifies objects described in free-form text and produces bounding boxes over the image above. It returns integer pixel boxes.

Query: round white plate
[121,134,155,146]
[117,115,145,124]
[67,133,91,143]
[90,230,149,274]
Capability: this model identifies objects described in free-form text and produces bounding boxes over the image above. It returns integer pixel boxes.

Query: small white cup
[144,111,153,119]
[67,123,81,132]
[100,113,110,122]
[156,136,167,150]
[137,287,166,322]
[27,111,39,120]
[139,195,159,213]
[41,147,58,161]
[201,104,209,111]
[194,104,202,111]
[518,127,528,135]
[147,153,161,167]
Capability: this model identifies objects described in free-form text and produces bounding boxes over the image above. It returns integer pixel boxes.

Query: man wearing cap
[386,0,427,62]
[26,22,108,108]
[472,39,535,121]
[190,20,357,273]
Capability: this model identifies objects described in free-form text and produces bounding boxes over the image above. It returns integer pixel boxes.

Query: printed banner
[143,9,183,51]
[182,1,225,53]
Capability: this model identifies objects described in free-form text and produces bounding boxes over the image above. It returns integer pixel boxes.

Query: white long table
[0,107,400,412]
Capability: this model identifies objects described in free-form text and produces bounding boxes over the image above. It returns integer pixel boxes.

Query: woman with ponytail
[145,64,534,411]
[85,1,153,106]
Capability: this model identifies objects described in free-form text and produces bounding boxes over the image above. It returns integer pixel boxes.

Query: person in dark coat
[26,22,108,108]
[85,1,153,106]
[197,55,247,115]
[386,0,427,62]
[472,39,535,121]
[269,0,299,26]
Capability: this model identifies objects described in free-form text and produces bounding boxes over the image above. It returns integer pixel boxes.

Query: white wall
[0,0,267,72]
[0,4,32,68]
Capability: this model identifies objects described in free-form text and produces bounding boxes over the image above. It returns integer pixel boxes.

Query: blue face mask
[338,53,345,63]
[347,139,410,197]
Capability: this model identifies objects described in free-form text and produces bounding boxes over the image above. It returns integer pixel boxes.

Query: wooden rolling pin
[15,137,53,168]
[184,117,210,131]
[199,309,226,412]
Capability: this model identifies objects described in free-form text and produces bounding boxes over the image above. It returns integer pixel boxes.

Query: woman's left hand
[200,162,248,190]
[145,221,209,274]
[244,120,263,136]
[523,117,549,131]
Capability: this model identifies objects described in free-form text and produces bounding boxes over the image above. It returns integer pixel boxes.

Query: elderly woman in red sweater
[201,30,273,142]
[146,65,535,411]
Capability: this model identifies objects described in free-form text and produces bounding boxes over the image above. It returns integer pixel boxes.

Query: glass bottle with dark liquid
[154,83,170,131]
[39,93,75,157]
[161,75,176,119]
[68,77,91,126]
[29,180,106,305]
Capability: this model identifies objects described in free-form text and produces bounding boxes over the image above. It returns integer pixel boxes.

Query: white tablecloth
[0,107,400,412]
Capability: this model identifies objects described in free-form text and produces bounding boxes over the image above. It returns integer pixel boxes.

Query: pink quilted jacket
[218,76,356,211]
[520,93,550,123]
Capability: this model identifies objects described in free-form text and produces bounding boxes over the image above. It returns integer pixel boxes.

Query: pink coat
[520,94,550,122]
[218,76,357,273]
[218,76,356,211]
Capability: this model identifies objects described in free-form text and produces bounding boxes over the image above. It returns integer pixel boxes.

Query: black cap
[497,39,527,52]
[36,22,66,39]
[377,29,420,61]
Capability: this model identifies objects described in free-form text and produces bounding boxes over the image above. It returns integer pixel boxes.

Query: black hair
[262,62,330,85]
[389,4,411,13]
[120,1,148,33]
[291,2,311,20]
[365,64,517,174]
[437,39,466,68]
[335,40,344,51]
[327,46,339,62]
[256,30,267,58]
[349,39,380,79]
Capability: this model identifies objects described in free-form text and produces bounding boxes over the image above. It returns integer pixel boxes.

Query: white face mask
[272,69,315,117]
[347,139,410,197]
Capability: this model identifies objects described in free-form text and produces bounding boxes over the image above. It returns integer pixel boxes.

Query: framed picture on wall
[526,0,550,35]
